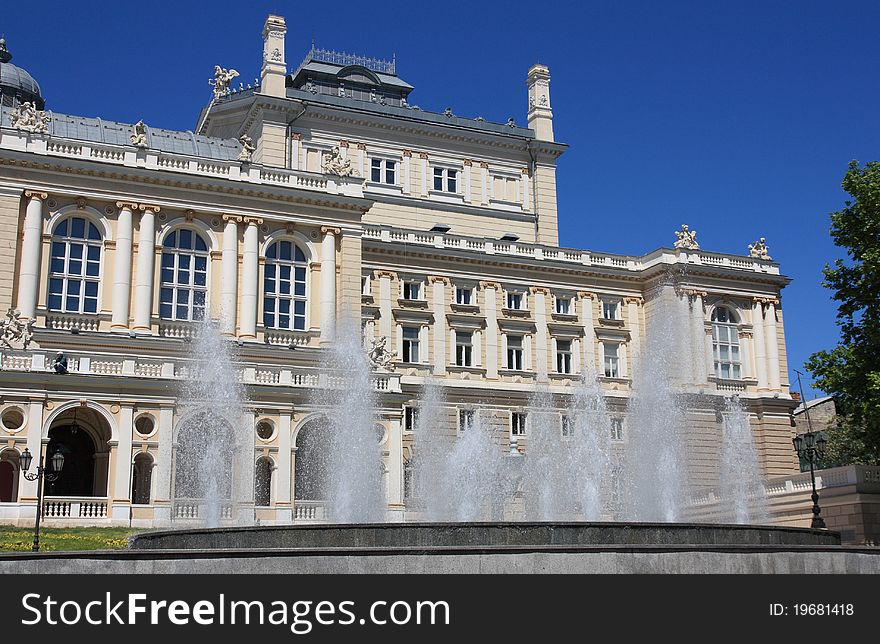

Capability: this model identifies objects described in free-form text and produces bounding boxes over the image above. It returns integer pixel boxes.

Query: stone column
[687,291,707,385]
[482,282,500,379]
[111,202,136,330]
[111,404,134,521]
[764,299,781,390]
[579,292,596,374]
[319,227,339,344]
[239,217,261,340]
[751,299,768,389]
[275,413,292,523]
[429,276,448,375]
[402,150,412,195]
[132,205,160,333]
[387,416,404,521]
[627,296,644,374]
[220,215,240,336]
[153,405,174,526]
[17,191,46,320]
[532,287,549,381]
[463,159,473,203]
[377,271,395,341]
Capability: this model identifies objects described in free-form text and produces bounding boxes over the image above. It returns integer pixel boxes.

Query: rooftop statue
[321,145,357,178]
[748,237,772,260]
[673,224,700,250]
[130,120,148,147]
[367,336,396,371]
[9,101,49,134]
[238,134,256,162]
[210,66,239,100]
[0,308,34,350]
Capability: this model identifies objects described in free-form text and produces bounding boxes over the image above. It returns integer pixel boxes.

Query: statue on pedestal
[210,66,239,99]
[130,120,148,147]
[674,224,700,250]
[748,237,771,260]
[238,134,256,162]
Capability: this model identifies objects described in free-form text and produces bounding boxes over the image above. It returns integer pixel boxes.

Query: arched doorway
[132,453,154,505]
[294,417,331,502]
[173,411,234,500]
[254,457,273,507]
[0,449,20,502]
[46,406,112,497]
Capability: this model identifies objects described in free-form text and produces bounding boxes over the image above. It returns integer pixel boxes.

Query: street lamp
[792,430,827,529]
[20,447,64,552]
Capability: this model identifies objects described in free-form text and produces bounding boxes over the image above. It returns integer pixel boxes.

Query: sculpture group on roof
[238,134,256,162]
[210,66,240,100]
[748,237,772,260]
[673,224,700,250]
[9,101,49,134]
[130,120,148,147]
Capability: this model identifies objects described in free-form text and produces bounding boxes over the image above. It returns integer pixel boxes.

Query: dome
[0,38,45,110]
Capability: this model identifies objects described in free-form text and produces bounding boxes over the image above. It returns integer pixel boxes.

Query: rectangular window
[603,301,619,320]
[371,158,397,185]
[511,412,527,436]
[404,406,419,432]
[561,415,573,437]
[455,286,473,305]
[555,297,571,315]
[611,418,624,442]
[432,167,459,193]
[506,291,524,310]
[402,326,420,363]
[456,331,473,367]
[604,343,620,378]
[507,335,524,370]
[459,409,476,433]
[402,280,422,301]
[556,339,572,374]
[712,322,742,380]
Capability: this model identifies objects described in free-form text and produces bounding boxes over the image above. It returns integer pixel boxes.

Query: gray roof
[0,61,42,99]
[0,105,242,161]
[293,60,414,91]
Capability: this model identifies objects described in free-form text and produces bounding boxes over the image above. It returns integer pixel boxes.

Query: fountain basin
[129,521,839,550]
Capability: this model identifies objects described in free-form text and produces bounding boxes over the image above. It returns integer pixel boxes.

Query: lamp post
[20,447,64,552]
[791,431,827,529]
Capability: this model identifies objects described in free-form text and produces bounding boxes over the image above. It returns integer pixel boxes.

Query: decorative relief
[428,275,450,285]
[237,134,256,162]
[321,146,357,177]
[0,308,34,350]
[529,286,549,295]
[10,102,49,134]
[748,237,771,260]
[129,120,148,147]
[673,224,699,250]
[367,336,397,372]
[209,66,239,99]
[479,281,501,290]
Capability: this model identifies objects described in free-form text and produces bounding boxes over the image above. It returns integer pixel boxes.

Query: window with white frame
[506,291,525,310]
[611,417,624,442]
[459,409,476,433]
[404,406,419,432]
[602,300,619,320]
[402,326,420,363]
[555,296,572,315]
[712,306,741,379]
[507,335,524,370]
[370,158,397,185]
[455,285,473,305]
[361,274,371,296]
[263,240,308,331]
[556,339,573,374]
[561,415,573,438]
[456,331,473,367]
[432,167,458,193]
[603,343,620,378]
[511,411,527,436]
[48,216,102,314]
[160,229,208,321]
[402,279,423,301]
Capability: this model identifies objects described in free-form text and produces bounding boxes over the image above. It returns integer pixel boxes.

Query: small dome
[0,38,45,110]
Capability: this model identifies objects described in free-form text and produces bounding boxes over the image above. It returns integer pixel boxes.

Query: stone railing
[363,225,781,276]
[172,500,234,521]
[42,497,108,519]
[0,348,401,393]
[293,500,328,522]
[0,127,364,199]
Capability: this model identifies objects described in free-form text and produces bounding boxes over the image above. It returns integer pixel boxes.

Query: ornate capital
[138,203,161,214]
[418,152,429,160]
[479,280,501,290]
[624,296,645,305]
[209,250,223,260]
[753,296,779,306]
[356,142,366,151]
[243,216,264,226]
[24,190,48,201]
[521,168,530,175]
[428,275,450,285]
[116,201,138,211]
[222,214,243,223]
[375,270,397,280]
[577,291,595,299]
[682,289,707,300]
[103,240,117,250]
[320,226,342,236]
[463,159,473,167]
[402,149,412,158]
[529,286,549,295]
[479,161,489,169]
[339,140,349,148]
[290,132,302,141]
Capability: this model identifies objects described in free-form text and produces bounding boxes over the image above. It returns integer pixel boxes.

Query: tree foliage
[806,160,880,465]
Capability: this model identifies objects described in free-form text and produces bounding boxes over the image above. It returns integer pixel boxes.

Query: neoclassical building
[0,17,798,528]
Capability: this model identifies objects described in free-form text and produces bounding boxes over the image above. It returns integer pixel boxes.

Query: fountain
[719,396,769,523]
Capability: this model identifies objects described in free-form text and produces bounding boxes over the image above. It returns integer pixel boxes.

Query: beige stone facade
[0,14,800,528]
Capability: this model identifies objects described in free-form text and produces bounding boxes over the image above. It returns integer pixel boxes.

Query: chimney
[260,15,287,98]
[526,64,553,141]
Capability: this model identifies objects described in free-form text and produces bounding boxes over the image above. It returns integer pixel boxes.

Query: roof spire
[0,36,12,64]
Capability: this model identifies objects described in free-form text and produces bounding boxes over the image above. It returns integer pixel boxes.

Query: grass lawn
[0,526,143,552]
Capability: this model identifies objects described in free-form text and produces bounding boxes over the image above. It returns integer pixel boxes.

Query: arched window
[263,240,307,331]
[0,449,20,503]
[132,453,154,505]
[160,229,208,321]
[294,417,331,501]
[255,457,273,507]
[48,216,102,313]
[712,306,741,380]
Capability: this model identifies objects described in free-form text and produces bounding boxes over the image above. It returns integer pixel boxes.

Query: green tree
[806,160,880,465]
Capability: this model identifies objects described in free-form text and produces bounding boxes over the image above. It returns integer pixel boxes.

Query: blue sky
[4,1,877,396]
